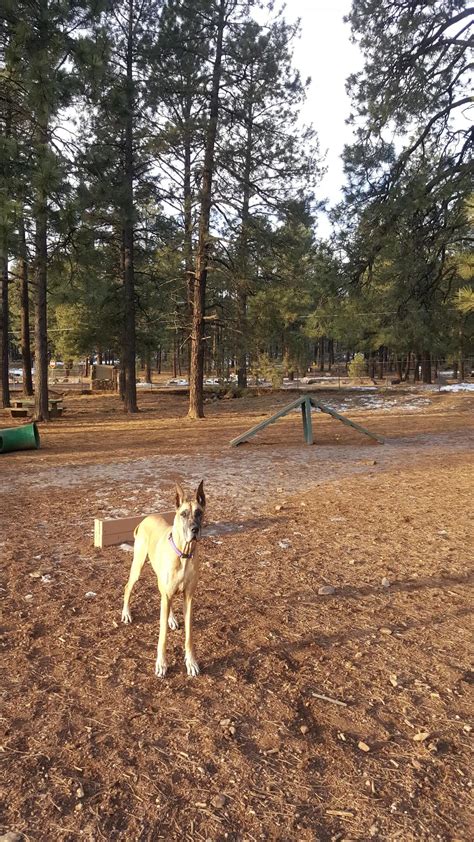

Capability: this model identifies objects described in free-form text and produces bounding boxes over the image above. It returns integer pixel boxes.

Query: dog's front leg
[155,594,170,677]
[183,592,199,676]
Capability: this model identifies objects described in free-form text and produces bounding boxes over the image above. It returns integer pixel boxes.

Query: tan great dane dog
[121,481,206,677]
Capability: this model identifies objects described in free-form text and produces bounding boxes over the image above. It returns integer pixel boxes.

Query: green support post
[301,396,313,445]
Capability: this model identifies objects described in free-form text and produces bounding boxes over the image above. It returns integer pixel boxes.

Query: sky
[282,0,363,236]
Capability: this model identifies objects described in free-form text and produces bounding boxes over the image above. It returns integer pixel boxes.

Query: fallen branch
[312,691,348,707]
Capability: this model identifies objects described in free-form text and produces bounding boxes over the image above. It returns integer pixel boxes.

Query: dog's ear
[196,480,206,508]
[175,483,185,509]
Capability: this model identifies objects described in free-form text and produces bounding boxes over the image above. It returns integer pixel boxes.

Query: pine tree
[337,1,473,378]
[220,16,319,386]
[152,0,211,356]
[188,0,227,419]
[79,0,165,412]
[3,0,100,419]
[343,0,472,277]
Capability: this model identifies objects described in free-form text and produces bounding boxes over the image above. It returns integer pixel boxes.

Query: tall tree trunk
[119,363,126,400]
[319,337,325,372]
[145,349,151,383]
[421,350,431,384]
[402,353,410,381]
[173,332,178,378]
[0,105,11,408]
[0,232,10,408]
[183,90,194,371]
[122,0,138,413]
[368,351,376,380]
[378,346,384,379]
[188,0,225,419]
[236,70,254,389]
[458,325,465,380]
[34,185,50,421]
[236,290,248,387]
[413,353,421,383]
[18,214,33,395]
[328,338,334,372]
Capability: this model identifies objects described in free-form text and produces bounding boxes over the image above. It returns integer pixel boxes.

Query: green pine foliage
[1,0,472,408]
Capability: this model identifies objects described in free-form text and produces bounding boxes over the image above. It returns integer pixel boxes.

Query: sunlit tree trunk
[0,232,9,408]
[188,0,225,419]
[18,213,33,396]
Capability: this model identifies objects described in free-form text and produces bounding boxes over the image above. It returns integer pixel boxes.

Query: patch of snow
[166,378,189,386]
[308,394,431,413]
[440,382,474,393]
[119,543,134,552]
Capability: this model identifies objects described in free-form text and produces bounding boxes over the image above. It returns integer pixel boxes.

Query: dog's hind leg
[121,535,148,624]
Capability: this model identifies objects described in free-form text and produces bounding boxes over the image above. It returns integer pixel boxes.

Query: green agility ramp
[230,395,384,447]
[0,422,40,454]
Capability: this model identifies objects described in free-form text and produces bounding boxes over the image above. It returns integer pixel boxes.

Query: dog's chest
[166,558,196,595]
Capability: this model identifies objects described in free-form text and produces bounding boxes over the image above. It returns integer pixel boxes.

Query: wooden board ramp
[94,510,174,548]
[229,395,384,447]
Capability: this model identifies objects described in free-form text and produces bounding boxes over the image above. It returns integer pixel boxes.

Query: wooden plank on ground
[311,399,384,443]
[94,511,174,548]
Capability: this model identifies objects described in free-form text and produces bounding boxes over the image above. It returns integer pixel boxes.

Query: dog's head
[174,480,206,544]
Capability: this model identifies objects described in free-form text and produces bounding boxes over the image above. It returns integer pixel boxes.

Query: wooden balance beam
[229,394,384,447]
[94,510,174,548]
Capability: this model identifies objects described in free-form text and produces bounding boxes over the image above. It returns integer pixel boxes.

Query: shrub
[253,353,284,388]
[348,353,366,379]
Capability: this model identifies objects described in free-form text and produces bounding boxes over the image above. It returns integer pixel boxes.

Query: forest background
[0,0,472,420]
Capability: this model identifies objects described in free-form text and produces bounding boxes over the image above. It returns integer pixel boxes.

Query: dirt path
[1,390,473,841]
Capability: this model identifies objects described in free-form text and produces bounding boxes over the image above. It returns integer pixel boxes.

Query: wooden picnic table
[10,397,64,418]
[11,397,63,408]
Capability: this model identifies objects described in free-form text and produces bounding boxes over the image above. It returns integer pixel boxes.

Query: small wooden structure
[91,364,118,392]
[10,397,64,419]
[94,510,174,548]
[230,395,384,447]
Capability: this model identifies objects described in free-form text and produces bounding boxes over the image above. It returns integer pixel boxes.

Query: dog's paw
[185,655,200,677]
[155,659,168,678]
[121,608,132,624]
[168,612,179,631]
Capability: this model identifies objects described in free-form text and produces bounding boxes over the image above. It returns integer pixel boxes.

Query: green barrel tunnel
[0,422,40,454]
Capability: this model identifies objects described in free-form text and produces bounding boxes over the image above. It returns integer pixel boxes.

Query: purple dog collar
[168,533,193,559]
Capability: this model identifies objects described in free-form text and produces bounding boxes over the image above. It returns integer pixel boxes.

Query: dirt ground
[1,387,473,841]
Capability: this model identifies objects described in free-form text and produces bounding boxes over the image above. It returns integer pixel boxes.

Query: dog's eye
[181,511,187,518]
